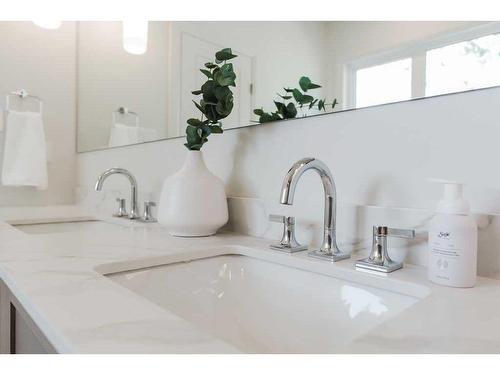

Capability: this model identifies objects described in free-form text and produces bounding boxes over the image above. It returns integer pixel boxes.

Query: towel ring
[5,89,43,114]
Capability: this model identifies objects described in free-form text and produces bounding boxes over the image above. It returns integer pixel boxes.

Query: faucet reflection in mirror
[158,48,237,236]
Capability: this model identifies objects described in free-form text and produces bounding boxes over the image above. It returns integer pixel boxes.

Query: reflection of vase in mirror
[158,150,228,237]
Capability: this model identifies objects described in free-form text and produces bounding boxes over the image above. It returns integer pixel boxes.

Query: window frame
[344,22,500,109]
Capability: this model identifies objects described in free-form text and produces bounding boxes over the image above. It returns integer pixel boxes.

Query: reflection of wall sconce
[122,21,148,55]
[33,20,62,30]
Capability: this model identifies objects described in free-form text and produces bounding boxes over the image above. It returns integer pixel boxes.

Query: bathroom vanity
[1,20,500,355]
[0,205,500,354]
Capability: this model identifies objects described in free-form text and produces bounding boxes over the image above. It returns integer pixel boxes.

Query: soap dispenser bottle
[428,179,477,287]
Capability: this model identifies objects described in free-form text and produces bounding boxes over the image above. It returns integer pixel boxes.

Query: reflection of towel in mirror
[0,107,4,131]
[108,122,158,147]
[1,110,48,190]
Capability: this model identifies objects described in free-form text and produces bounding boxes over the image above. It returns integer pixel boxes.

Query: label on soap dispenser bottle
[428,214,477,287]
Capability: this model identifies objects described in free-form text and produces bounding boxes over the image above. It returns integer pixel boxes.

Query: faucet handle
[139,201,157,223]
[113,198,128,218]
[382,226,416,239]
[356,225,416,273]
[269,214,307,253]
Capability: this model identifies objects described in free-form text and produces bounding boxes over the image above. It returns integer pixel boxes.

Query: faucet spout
[95,168,139,219]
[279,158,349,261]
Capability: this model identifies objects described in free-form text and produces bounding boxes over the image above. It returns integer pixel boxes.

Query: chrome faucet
[95,168,140,219]
[356,226,415,273]
[280,157,349,261]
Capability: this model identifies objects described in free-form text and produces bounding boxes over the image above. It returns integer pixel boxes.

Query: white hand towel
[0,107,4,131]
[1,110,48,190]
[108,122,141,147]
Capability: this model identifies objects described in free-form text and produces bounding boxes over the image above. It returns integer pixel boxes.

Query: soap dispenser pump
[428,179,477,287]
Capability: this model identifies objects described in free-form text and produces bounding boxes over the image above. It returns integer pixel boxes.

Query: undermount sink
[10,219,117,235]
[107,253,421,353]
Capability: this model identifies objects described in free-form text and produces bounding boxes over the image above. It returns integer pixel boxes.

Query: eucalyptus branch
[184,48,237,150]
[254,76,338,123]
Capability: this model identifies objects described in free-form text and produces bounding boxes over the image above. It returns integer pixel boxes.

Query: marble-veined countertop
[0,205,499,353]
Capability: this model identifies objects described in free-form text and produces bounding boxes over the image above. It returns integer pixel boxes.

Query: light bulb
[33,20,62,30]
[122,21,148,55]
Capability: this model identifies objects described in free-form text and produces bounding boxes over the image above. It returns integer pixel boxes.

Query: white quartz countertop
[1,205,500,353]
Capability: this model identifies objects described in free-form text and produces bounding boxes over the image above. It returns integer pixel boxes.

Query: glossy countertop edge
[0,205,499,353]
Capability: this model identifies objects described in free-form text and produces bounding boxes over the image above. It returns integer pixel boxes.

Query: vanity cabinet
[0,280,55,354]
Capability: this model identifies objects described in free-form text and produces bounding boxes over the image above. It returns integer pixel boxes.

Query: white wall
[0,22,76,206]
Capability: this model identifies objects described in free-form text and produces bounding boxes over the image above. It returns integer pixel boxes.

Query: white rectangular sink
[107,254,420,353]
[11,220,116,235]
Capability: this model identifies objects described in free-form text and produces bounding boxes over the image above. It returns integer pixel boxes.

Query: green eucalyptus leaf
[201,80,217,103]
[209,125,223,133]
[216,93,234,117]
[200,69,212,79]
[259,112,282,123]
[332,98,338,108]
[308,83,321,90]
[278,93,292,100]
[204,104,219,122]
[214,63,236,87]
[299,76,322,91]
[275,101,297,119]
[253,108,264,116]
[300,94,314,104]
[192,100,206,115]
[215,48,238,62]
[186,124,198,136]
[293,88,313,104]
[200,124,212,137]
[204,62,218,69]
[309,99,318,109]
[274,101,286,115]
[214,86,231,100]
[189,143,202,150]
[292,89,303,102]
[191,89,202,95]
[285,102,297,118]
[187,118,203,126]
[186,125,202,148]
[299,76,311,91]
[259,113,274,123]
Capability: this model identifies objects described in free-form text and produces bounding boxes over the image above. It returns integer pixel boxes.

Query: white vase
[158,150,228,237]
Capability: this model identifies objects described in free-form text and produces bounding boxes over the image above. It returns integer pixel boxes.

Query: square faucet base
[270,244,308,253]
[355,259,403,273]
[308,250,350,262]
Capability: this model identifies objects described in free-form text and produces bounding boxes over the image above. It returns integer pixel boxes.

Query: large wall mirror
[77,21,500,152]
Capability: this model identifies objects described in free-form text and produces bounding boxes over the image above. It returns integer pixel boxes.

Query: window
[426,33,500,96]
[355,58,412,108]
[347,24,500,108]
